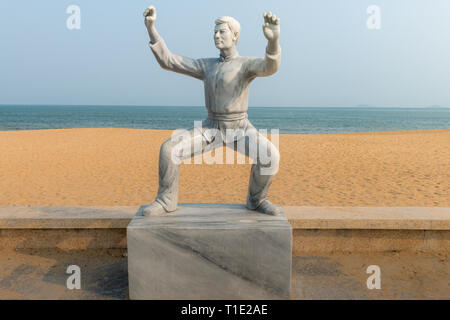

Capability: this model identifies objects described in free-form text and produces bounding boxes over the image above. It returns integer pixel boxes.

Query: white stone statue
[142,6,282,216]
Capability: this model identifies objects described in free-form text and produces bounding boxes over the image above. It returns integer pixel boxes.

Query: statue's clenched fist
[143,6,157,28]
[262,11,280,41]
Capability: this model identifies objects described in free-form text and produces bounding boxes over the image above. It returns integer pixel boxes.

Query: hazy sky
[1,0,449,107]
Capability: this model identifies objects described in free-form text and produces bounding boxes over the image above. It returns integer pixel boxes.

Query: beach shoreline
[1,128,448,207]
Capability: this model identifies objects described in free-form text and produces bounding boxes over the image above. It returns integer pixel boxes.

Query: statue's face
[214,23,235,50]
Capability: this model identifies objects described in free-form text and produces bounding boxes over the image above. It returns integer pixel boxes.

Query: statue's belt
[207,112,248,121]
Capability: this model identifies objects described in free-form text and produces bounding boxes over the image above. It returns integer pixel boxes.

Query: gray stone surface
[1,206,449,230]
[127,203,292,299]
[0,206,137,229]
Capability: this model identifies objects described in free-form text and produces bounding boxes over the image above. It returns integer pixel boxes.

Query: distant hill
[428,105,449,109]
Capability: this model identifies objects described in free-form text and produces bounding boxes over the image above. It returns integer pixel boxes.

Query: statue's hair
[215,16,241,44]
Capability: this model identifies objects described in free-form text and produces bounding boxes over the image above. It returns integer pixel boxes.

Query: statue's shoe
[142,202,169,217]
[254,200,281,216]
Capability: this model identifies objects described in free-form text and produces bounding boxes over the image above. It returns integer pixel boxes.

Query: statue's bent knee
[258,144,280,176]
[160,140,173,157]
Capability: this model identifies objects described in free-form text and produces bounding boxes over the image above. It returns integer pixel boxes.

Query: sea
[0,105,449,134]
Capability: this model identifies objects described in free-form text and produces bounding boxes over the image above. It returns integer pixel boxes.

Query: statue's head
[214,16,240,50]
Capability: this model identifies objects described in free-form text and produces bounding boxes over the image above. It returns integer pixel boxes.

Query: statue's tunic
[149,38,281,142]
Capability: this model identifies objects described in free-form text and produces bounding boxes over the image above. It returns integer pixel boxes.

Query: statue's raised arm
[143,6,159,43]
[143,6,204,80]
[246,12,281,79]
[263,12,280,54]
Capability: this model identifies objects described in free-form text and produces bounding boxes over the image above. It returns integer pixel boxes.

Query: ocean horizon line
[1,104,449,109]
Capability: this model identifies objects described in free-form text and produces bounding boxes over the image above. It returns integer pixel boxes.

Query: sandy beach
[0,128,448,207]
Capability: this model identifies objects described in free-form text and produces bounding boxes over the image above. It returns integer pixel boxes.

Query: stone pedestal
[127,203,292,300]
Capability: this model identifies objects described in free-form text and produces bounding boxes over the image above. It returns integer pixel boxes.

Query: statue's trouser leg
[233,127,280,210]
[155,128,221,212]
